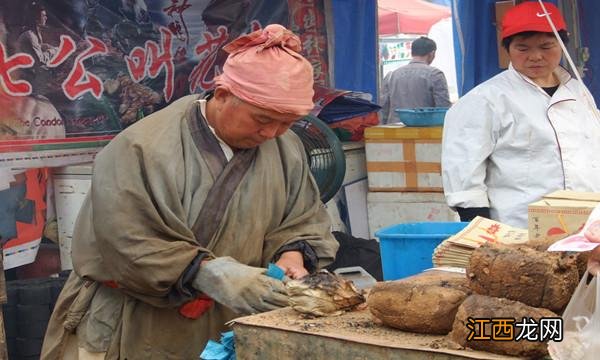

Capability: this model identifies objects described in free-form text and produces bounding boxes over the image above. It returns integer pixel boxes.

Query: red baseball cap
[501,1,567,40]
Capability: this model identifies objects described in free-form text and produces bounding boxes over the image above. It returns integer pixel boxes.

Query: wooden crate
[365,126,443,192]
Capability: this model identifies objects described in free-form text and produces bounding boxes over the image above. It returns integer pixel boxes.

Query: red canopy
[378,0,451,35]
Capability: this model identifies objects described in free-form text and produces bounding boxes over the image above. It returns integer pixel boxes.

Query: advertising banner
[0,0,329,268]
[0,0,329,168]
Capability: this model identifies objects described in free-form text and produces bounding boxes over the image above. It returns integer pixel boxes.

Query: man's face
[37,10,48,27]
[508,33,562,86]
[211,89,304,149]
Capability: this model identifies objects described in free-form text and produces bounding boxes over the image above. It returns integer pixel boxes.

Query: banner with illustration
[0,0,329,269]
[0,0,330,169]
[0,168,48,269]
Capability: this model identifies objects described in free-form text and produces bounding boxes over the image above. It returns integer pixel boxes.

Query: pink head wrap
[214,24,315,116]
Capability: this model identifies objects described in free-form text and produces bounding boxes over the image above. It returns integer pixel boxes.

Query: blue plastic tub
[395,107,449,127]
[375,222,468,280]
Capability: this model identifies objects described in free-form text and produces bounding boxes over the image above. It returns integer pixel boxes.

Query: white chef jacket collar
[507,63,572,88]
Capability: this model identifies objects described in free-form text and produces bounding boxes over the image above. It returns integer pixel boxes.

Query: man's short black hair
[502,30,569,51]
[411,36,436,56]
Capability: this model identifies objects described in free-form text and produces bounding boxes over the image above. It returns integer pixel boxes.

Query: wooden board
[233,308,525,360]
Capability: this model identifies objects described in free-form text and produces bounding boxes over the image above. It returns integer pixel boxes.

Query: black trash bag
[325,231,383,281]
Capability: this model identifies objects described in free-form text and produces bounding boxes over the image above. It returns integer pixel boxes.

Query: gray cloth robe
[41,95,338,359]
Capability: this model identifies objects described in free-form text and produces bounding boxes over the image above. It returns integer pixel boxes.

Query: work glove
[191,256,289,315]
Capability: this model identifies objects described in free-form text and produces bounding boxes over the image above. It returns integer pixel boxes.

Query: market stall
[3,0,599,359]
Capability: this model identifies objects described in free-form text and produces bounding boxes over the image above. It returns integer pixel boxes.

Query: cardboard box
[364,125,442,192]
[528,190,600,241]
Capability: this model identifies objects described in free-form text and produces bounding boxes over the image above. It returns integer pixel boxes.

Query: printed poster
[0,0,329,268]
[0,0,330,169]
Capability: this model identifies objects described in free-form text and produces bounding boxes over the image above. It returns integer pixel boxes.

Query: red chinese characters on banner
[164,0,192,45]
[300,33,329,86]
[148,28,175,102]
[48,36,108,100]
[48,35,76,67]
[0,0,332,172]
[288,0,329,86]
[0,42,35,96]
[2,34,109,100]
[126,47,147,83]
[301,33,327,59]
[292,1,325,30]
[124,27,176,102]
[2,3,328,103]
[188,26,229,93]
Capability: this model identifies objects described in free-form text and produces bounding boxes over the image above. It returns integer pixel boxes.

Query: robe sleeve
[76,133,209,307]
[261,134,339,269]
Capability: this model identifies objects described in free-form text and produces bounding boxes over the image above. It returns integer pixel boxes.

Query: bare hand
[275,251,308,279]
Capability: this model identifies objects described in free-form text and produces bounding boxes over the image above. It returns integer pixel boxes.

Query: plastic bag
[549,272,600,359]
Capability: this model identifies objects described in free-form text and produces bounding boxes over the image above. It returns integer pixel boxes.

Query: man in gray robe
[41,24,338,359]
